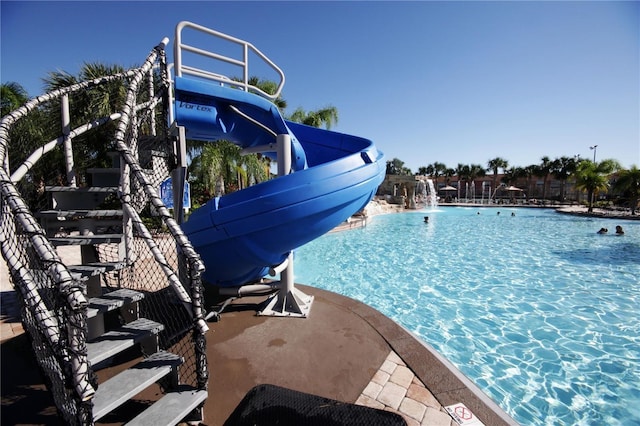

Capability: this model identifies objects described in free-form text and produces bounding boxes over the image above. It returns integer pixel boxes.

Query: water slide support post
[258,133,314,318]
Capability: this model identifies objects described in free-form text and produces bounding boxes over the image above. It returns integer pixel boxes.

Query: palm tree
[247,76,287,111]
[42,62,132,183]
[501,167,517,187]
[1,82,30,115]
[386,158,411,175]
[468,163,486,180]
[431,161,447,187]
[552,156,578,202]
[418,165,431,176]
[574,159,620,212]
[1,82,50,208]
[243,153,271,186]
[466,164,486,200]
[535,156,553,201]
[455,163,467,199]
[520,165,536,198]
[444,168,456,186]
[190,139,273,200]
[487,157,508,197]
[288,106,338,129]
[613,165,640,215]
[1,81,43,153]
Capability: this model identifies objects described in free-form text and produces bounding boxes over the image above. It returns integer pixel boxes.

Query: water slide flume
[178,78,385,287]
[172,22,385,293]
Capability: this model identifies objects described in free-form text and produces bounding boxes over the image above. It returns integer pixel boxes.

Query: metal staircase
[0,38,208,425]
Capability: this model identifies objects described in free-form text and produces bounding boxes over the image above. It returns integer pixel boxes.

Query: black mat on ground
[224,384,407,426]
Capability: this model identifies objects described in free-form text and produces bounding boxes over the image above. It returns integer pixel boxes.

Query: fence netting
[1,40,208,425]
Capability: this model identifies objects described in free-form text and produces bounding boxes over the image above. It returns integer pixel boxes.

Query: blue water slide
[176,77,385,287]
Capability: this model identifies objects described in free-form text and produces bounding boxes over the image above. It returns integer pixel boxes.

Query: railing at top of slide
[173,20,286,101]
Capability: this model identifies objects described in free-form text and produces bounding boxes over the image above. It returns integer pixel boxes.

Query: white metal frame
[174,21,285,101]
[257,134,313,318]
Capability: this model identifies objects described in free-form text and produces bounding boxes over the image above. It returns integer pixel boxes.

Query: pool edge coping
[300,284,520,426]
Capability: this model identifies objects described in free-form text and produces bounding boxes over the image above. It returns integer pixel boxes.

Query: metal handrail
[174,20,285,101]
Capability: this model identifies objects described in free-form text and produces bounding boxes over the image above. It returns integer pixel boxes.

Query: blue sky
[2,1,639,172]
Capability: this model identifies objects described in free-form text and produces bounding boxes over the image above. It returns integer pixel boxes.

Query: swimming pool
[293,207,640,425]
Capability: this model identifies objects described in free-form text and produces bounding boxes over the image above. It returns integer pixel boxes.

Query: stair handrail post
[61,94,77,187]
[147,68,157,136]
[121,112,136,266]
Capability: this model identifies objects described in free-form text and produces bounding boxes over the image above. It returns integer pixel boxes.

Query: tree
[248,76,287,111]
[455,163,468,199]
[431,162,447,187]
[1,82,30,115]
[466,164,486,200]
[2,81,57,210]
[501,167,517,187]
[452,163,485,199]
[288,106,338,129]
[444,168,456,185]
[386,158,411,175]
[468,164,486,181]
[552,156,578,202]
[487,157,508,196]
[188,140,271,206]
[613,165,640,215]
[535,156,553,200]
[521,165,537,198]
[1,81,44,153]
[574,159,621,212]
[42,62,133,184]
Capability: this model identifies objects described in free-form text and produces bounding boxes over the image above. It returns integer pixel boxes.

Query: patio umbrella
[440,185,457,192]
[504,185,525,202]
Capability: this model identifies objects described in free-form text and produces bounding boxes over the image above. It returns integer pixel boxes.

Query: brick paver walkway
[356,351,486,426]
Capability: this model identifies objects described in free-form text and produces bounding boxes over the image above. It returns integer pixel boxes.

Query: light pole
[590,145,598,163]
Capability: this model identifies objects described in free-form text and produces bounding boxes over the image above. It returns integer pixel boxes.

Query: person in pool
[597,228,608,234]
[615,225,624,235]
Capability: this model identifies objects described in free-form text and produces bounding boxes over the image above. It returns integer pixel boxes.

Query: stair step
[87,318,164,366]
[125,386,208,426]
[92,351,183,421]
[45,186,120,210]
[87,167,120,174]
[45,186,119,193]
[87,168,121,186]
[68,261,127,280]
[87,288,144,319]
[38,209,123,219]
[50,234,123,246]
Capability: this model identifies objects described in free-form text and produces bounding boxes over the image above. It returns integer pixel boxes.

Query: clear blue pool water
[293,207,640,426]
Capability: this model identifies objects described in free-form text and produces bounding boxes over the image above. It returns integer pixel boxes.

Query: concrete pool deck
[1,259,516,425]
